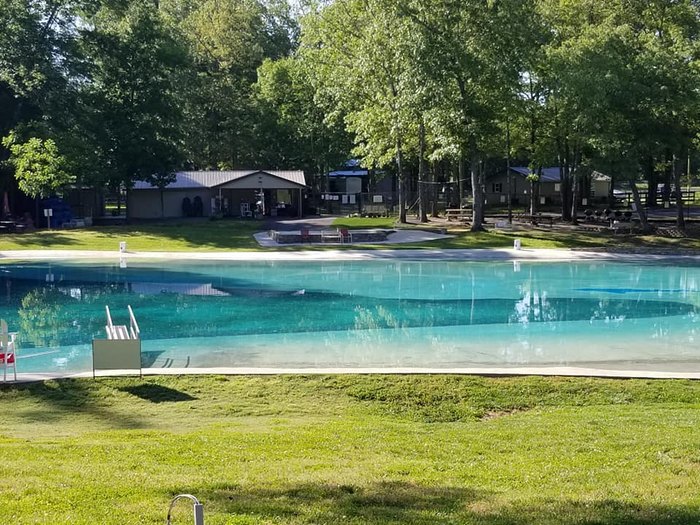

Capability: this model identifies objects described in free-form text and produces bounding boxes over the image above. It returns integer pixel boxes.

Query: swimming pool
[1,257,698,376]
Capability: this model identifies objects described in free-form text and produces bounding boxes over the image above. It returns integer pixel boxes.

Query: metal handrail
[105,305,115,339]
[166,494,204,525]
[127,305,140,339]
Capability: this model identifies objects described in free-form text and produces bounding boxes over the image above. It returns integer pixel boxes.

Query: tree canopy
[1,0,699,228]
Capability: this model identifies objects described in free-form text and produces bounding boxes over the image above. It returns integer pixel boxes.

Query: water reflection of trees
[509,264,559,326]
[352,305,413,346]
[18,289,67,348]
[13,281,132,348]
[509,291,558,325]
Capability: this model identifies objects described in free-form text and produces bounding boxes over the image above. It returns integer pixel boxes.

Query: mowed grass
[0,219,263,251]
[1,375,700,524]
[331,216,700,251]
[3,216,699,252]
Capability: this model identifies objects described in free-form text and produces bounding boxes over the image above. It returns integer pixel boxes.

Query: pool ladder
[166,494,204,525]
[104,305,140,340]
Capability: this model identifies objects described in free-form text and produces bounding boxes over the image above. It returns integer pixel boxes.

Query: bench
[445,208,472,221]
[515,213,554,227]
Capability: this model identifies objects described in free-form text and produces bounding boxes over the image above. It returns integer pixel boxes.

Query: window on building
[492,182,503,193]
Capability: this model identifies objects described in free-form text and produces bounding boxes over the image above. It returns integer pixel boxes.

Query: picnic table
[445,208,472,221]
[0,220,16,233]
[362,204,389,217]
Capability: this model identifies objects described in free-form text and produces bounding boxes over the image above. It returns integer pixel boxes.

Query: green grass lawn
[1,375,700,524]
[330,216,700,251]
[0,219,264,251]
[1,216,697,252]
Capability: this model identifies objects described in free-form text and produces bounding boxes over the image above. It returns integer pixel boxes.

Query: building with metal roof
[485,167,612,207]
[129,170,307,219]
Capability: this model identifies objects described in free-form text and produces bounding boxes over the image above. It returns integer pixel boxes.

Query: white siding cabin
[129,170,307,219]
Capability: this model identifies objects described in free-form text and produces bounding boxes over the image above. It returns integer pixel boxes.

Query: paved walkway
[2,246,700,262]
[254,227,453,247]
[14,365,700,383]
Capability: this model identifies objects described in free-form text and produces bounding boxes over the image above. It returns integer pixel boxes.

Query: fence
[315,192,398,216]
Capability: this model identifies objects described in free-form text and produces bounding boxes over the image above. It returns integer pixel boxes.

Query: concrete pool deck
[2,246,700,262]
[2,243,700,382]
[11,365,700,383]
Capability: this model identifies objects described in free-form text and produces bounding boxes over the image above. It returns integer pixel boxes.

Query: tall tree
[400,0,538,231]
[80,0,188,196]
[302,0,419,223]
[256,56,350,191]
[174,0,296,169]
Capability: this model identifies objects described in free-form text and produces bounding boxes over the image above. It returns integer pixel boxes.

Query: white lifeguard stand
[92,305,142,377]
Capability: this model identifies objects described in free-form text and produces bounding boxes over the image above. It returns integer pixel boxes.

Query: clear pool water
[1,258,699,375]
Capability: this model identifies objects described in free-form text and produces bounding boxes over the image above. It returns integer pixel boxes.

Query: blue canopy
[328,169,369,177]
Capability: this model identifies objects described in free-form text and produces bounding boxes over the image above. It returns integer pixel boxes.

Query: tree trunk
[569,148,581,224]
[478,159,486,225]
[645,156,657,206]
[630,182,652,233]
[558,140,572,221]
[529,166,541,217]
[418,121,428,223]
[673,153,685,231]
[608,173,616,208]
[470,149,484,232]
[397,137,406,224]
[506,120,512,223]
[458,153,466,208]
[430,161,439,217]
[570,169,579,225]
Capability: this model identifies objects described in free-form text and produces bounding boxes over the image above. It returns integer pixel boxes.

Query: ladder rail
[105,305,115,339]
[105,305,140,340]
[128,305,140,339]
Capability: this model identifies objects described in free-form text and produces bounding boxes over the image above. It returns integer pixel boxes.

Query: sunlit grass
[1,375,700,524]
[0,215,698,252]
[0,219,263,251]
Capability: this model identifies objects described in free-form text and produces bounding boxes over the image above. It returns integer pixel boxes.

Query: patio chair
[0,319,17,382]
[321,229,342,243]
[339,228,353,243]
[300,228,311,243]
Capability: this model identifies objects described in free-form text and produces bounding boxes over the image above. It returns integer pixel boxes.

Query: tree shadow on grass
[1,378,149,430]
[177,481,700,524]
[117,383,196,403]
[489,498,700,525]
[193,481,485,524]
[9,231,81,247]
[4,219,264,250]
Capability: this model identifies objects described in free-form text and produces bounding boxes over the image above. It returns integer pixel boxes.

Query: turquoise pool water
[0,258,698,375]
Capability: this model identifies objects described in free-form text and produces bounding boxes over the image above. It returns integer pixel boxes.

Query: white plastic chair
[0,319,17,382]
